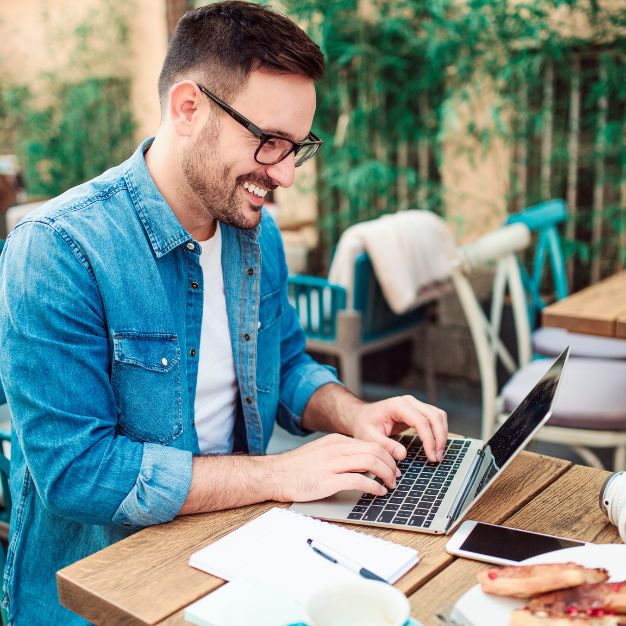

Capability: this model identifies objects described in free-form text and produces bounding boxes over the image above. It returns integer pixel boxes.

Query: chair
[507,199,626,359]
[452,222,626,470]
[288,253,435,397]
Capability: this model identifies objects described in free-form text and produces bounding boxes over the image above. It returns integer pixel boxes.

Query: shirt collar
[123,137,192,258]
[124,137,260,257]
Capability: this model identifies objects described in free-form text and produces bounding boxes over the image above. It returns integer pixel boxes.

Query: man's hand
[346,395,448,463]
[268,433,401,502]
[302,384,448,465]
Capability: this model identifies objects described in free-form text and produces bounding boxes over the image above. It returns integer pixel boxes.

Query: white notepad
[188,506,418,604]
[184,579,307,626]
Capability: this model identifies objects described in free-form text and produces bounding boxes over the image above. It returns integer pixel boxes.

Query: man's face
[182,70,317,231]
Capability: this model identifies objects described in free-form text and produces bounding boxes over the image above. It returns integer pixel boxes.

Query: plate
[451,544,626,626]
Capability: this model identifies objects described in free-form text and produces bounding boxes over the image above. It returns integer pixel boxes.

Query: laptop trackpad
[290,490,361,520]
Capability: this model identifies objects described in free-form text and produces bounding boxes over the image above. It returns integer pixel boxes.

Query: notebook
[184,579,306,626]
[188,506,418,603]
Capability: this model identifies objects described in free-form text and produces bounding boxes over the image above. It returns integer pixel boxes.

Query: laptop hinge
[444,448,485,531]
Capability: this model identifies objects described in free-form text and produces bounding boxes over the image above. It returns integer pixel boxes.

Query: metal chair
[452,222,626,470]
[507,199,626,359]
[288,253,435,397]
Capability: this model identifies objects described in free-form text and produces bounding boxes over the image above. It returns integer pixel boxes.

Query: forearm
[300,382,365,435]
[178,454,279,515]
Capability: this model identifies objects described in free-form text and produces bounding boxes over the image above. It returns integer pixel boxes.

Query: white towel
[328,210,456,314]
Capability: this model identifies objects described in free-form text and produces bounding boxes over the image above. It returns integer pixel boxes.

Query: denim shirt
[0,139,339,625]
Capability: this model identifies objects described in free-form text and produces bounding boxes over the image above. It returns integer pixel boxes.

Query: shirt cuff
[279,363,341,436]
[112,443,192,529]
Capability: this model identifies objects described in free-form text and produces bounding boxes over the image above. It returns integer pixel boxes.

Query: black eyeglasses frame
[196,83,323,168]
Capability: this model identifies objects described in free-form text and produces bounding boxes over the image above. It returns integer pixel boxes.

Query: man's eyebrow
[265,128,309,143]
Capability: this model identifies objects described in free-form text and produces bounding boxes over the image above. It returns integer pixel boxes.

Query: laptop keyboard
[347,436,471,528]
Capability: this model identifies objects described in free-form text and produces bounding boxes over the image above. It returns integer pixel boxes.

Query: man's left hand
[346,395,448,463]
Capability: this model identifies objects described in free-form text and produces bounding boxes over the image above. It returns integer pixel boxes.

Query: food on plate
[526,582,626,616]
[509,608,626,625]
[476,563,609,598]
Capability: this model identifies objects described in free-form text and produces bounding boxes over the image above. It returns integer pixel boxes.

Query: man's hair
[158,1,325,110]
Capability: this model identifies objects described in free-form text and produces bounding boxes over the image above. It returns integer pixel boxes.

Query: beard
[182,119,275,231]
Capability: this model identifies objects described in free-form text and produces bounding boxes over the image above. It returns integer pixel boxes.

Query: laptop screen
[448,347,569,527]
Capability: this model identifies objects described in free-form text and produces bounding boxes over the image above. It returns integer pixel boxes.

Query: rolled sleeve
[113,443,193,529]
[278,359,341,435]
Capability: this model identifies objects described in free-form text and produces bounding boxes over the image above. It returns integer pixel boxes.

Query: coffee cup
[287,580,420,626]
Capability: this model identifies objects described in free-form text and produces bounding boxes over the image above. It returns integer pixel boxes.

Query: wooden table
[57,452,621,626]
[542,269,626,337]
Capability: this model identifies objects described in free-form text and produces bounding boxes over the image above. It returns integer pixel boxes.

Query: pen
[306,538,388,584]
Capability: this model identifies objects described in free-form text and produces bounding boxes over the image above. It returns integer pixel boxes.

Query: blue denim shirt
[0,139,338,625]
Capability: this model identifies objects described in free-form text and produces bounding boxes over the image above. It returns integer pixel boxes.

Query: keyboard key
[352,505,368,513]
[404,496,421,505]
[392,515,409,525]
[390,497,404,504]
[362,507,383,521]
[378,511,395,523]
[400,503,415,511]
[408,516,425,527]
[347,512,363,520]
[384,504,399,511]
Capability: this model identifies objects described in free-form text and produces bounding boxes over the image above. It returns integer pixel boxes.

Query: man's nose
[265,153,296,188]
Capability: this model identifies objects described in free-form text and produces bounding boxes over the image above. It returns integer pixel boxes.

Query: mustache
[236,173,278,191]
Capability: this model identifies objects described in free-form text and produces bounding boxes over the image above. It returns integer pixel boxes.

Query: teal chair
[288,253,435,397]
[507,199,626,360]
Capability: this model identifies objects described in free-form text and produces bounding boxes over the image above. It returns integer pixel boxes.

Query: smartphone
[445,520,587,566]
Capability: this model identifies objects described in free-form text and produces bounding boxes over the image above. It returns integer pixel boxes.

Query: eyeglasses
[196,83,323,168]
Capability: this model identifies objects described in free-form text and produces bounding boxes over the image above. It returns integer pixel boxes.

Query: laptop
[291,347,569,535]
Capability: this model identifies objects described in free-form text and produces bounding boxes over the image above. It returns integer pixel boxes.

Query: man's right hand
[268,433,401,502]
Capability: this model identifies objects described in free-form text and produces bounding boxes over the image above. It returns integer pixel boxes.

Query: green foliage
[2,78,135,198]
[284,0,625,278]
[0,1,136,198]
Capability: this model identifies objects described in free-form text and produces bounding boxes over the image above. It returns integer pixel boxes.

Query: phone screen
[460,523,585,562]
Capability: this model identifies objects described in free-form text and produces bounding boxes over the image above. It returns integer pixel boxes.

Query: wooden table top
[542,269,626,337]
[57,452,621,626]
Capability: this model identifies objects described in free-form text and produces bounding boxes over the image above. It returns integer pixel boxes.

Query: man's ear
[168,81,202,137]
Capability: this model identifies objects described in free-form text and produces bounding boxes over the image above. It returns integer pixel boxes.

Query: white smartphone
[445,520,587,566]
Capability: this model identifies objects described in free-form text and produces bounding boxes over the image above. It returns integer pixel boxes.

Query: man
[0,2,447,624]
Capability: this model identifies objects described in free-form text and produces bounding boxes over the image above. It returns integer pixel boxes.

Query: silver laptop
[291,347,569,535]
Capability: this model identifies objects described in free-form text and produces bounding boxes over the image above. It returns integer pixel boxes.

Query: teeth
[242,181,267,198]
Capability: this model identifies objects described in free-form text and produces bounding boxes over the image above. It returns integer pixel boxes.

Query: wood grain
[410,464,621,626]
[58,451,568,626]
[617,315,626,339]
[542,270,626,337]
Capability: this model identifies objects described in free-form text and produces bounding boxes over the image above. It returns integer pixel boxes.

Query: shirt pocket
[256,288,282,394]
[111,332,183,444]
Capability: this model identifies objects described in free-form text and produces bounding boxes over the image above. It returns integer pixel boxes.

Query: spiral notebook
[188,506,419,603]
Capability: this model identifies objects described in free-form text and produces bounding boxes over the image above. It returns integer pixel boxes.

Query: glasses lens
[294,143,319,167]
[256,137,294,165]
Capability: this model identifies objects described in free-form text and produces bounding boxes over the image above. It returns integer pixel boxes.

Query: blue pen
[307,538,388,584]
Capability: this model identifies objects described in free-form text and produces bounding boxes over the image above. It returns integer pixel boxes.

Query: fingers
[334,472,389,497]
[314,435,399,489]
[335,452,397,490]
[365,429,407,463]
[396,396,448,462]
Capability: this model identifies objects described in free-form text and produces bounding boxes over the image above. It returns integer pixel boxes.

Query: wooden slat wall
[591,61,608,284]
[566,56,581,284]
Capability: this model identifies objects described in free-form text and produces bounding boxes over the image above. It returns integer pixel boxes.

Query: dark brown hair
[158,1,325,109]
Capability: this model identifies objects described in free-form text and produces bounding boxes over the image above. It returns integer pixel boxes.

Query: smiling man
[0,2,447,624]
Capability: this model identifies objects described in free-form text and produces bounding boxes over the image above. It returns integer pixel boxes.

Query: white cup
[298,580,412,626]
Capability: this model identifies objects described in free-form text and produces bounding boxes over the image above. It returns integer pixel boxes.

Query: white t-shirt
[194,224,238,454]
